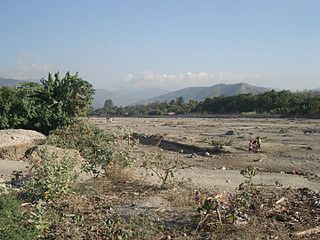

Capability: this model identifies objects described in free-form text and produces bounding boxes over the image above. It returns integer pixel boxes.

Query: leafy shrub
[0,72,94,133]
[112,126,137,168]
[210,139,232,147]
[0,193,40,240]
[27,149,78,201]
[142,151,189,188]
[46,122,135,176]
[240,166,258,186]
[46,122,114,176]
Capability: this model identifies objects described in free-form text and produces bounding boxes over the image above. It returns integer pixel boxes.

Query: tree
[32,72,94,133]
[103,99,114,114]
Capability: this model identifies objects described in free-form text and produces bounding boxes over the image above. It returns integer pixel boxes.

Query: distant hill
[93,87,169,107]
[0,77,32,87]
[312,87,320,92]
[1,77,269,107]
[140,82,270,104]
[0,76,169,107]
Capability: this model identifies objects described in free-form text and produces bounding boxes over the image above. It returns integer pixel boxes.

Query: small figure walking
[248,140,253,151]
[248,137,262,152]
[256,136,262,152]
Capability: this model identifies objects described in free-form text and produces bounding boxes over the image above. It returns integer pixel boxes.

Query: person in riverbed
[248,140,253,151]
[256,136,262,152]
[249,137,262,152]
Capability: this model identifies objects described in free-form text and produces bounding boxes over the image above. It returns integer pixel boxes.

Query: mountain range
[0,77,35,87]
[139,83,270,104]
[1,76,320,107]
[93,87,169,107]
[313,87,320,92]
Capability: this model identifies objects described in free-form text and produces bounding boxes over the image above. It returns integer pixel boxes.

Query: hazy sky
[0,0,319,90]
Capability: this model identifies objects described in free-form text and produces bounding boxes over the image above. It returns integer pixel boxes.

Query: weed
[46,121,136,177]
[142,151,189,188]
[27,149,78,201]
[27,200,51,234]
[0,193,40,240]
[240,166,258,186]
[196,197,224,231]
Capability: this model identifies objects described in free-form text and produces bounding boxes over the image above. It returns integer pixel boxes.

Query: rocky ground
[91,117,320,193]
[1,118,320,239]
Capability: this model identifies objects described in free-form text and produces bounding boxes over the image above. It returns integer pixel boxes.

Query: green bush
[209,139,232,147]
[27,149,78,201]
[46,122,135,176]
[0,194,39,240]
[142,151,189,188]
[0,72,94,134]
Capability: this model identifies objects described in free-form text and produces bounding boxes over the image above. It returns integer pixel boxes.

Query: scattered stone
[226,180,231,183]
[225,130,236,135]
[276,197,287,205]
[204,152,210,157]
[292,226,320,237]
[188,153,198,158]
[279,128,288,134]
[303,127,320,134]
[221,166,226,170]
[300,146,313,150]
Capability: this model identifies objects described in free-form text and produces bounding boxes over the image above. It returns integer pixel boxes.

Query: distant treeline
[91,90,320,118]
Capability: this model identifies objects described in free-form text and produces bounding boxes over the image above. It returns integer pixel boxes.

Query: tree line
[91,90,320,117]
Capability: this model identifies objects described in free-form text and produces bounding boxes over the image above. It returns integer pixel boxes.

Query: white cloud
[123,71,265,90]
[0,52,52,79]
[124,73,135,82]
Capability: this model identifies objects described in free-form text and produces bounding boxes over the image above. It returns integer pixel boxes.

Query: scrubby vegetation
[0,120,139,239]
[2,72,320,239]
[46,122,136,176]
[26,149,78,201]
[0,194,40,240]
[142,151,189,188]
[0,72,94,133]
[91,90,320,117]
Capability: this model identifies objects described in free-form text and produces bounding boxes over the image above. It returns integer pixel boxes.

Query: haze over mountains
[93,88,169,107]
[139,83,269,105]
[1,76,320,107]
[0,77,36,87]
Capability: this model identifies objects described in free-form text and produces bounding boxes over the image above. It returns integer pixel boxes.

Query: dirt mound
[0,129,45,148]
[0,129,46,160]
[26,145,85,164]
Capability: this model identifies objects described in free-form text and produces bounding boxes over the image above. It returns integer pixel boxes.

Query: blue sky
[0,0,319,90]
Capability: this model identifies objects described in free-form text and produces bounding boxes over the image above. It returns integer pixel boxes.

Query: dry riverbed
[91,117,320,192]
